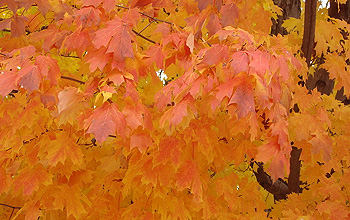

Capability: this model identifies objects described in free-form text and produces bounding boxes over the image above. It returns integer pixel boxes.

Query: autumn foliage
[0,0,350,219]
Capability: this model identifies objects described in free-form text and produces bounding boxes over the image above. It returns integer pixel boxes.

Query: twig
[138,20,155,34]
[132,29,156,44]
[61,76,85,84]
[0,203,21,209]
[138,11,175,26]
[60,54,81,59]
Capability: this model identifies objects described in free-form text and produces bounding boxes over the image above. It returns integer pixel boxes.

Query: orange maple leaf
[176,160,202,198]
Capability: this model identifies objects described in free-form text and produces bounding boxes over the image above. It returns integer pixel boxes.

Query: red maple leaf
[201,44,229,66]
[230,51,249,74]
[0,70,17,96]
[84,102,126,142]
[229,80,255,118]
[92,17,134,63]
[18,64,42,92]
[220,2,239,27]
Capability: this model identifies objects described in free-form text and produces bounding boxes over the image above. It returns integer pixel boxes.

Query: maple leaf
[11,15,28,37]
[85,47,112,72]
[75,6,101,26]
[206,13,222,36]
[176,160,202,199]
[271,55,290,81]
[13,164,52,196]
[201,44,229,66]
[130,132,152,153]
[0,70,17,96]
[145,44,165,69]
[45,133,84,167]
[159,93,197,130]
[256,136,289,181]
[93,17,134,63]
[309,130,333,162]
[249,50,271,76]
[65,26,91,55]
[84,102,126,142]
[52,184,89,218]
[220,2,239,27]
[18,64,42,92]
[123,101,153,130]
[230,51,249,74]
[229,80,255,118]
[122,7,141,27]
[35,55,60,85]
[156,137,181,165]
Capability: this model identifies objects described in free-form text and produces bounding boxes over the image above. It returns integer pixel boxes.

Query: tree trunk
[328,0,350,104]
[271,0,301,35]
[329,0,350,22]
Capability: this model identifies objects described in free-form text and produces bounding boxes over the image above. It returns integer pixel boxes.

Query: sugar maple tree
[0,0,350,219]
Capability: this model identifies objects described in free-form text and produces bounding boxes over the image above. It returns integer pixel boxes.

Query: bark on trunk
[271,0,301,35]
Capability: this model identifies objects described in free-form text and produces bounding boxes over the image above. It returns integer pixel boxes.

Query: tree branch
[252,146,303,201]
[288,146,302,193]
[252,162,289,200]
[0,203,21,209]
[132,29,156,44]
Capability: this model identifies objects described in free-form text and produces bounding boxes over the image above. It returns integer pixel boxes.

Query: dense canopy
[0,0,350,219]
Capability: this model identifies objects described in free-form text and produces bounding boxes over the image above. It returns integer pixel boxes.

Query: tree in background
[0,0,349,219]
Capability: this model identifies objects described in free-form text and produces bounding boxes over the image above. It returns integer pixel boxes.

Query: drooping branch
[252,147,303,201]
[301,0,317,66]
[252,162,289,200]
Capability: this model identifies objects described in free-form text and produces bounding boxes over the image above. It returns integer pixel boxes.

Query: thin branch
[138,11,175,26]
[116,5,176,26]
[9,208,15,220]
[132,29,156,44]
[59,54,81,59]
[139,20,155,34]
[0,203,21,209]
[116,5,129,10]
[61,76,85,84]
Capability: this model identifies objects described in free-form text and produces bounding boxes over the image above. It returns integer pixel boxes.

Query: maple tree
[0,0,350,219]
